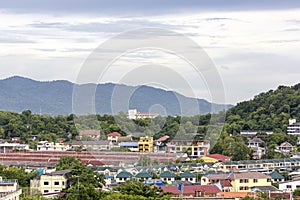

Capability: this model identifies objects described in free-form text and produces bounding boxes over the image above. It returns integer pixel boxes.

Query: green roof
[180,171,196,178]
[160,171,176,178]
[116,171,133,178]
[135,171,152,178]
[268,171,284,179]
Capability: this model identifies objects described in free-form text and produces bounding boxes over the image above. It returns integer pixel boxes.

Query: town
[1,104,300,199]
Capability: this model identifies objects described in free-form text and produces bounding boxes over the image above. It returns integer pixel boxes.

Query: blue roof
[119,142,138,147]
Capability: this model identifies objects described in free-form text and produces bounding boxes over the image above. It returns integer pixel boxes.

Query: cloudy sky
[0,0,300,104]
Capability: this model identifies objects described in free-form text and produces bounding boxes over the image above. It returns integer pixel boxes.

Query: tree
[113,181,171,199]
[294,188,300,196]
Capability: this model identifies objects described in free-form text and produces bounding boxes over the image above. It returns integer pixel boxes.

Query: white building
[279,180,300,192]
[37,141,70,151]
[287,119,300,135]
[128,109,158,119]
[0,143,30,153]
[0,177,22,200]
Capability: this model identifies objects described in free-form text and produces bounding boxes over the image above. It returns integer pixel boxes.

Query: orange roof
[107,132,122,137]
[157,135,169,142]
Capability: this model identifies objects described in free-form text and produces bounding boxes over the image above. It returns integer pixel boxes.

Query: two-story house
[107,132,122,143]
[30,170,71,195]
[167,140,210,158]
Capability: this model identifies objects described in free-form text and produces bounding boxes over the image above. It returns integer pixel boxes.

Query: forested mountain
[0,76,231,116]
[225,83,300,133]
[210,83,300,160]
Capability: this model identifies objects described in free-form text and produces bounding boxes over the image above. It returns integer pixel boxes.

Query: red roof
[157,135,169,142]
[207,154,230,162]
[221,180,232,187]
[107,132,122,137]
[161,185,221,196]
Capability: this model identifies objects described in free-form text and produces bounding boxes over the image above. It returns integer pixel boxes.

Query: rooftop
[107,132,122,137]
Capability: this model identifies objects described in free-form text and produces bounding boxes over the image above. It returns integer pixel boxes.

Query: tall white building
[287,119,300,135]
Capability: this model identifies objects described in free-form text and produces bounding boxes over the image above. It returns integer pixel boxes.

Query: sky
[0,0,300,104]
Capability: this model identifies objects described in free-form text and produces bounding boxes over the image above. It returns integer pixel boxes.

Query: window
[240,179,249,183]
[297,185,300,188]
[287,185,292,189]
[44,190,49,193]
[62,181,65,186]
[54,181,59,186]
[253,179,258,183]
[43,181,49,185]
[239,186,249,191]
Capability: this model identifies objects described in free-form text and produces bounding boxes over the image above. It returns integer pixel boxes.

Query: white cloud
[0,9,299,104]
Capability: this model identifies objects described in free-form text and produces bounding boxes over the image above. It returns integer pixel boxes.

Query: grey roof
[248,137,263,143]
[160,171,176,178]
[48,170,71,176]
[116,171,133,178]
[135,171,152,178]
[268,171,284,179]
[180,171,196,178]
[251,185,278,191]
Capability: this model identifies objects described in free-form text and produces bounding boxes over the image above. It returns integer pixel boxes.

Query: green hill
[226,83,300,133]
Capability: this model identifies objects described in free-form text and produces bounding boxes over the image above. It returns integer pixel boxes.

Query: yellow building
[229,172,272,192]
[30,170,71,195]
[201,171,272,193]
[138,136,153,152]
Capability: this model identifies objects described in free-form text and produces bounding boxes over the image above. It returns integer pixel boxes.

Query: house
[0,177,22,199]
[219,180,233,192]
[167,140,210,158]
[154,135,169,153]
[229,172,272,192]
[275,141,294,153]
[0,143,30,153]
[107,132,122,143]
[248,137,263,148]
[30,170,71,195]
[252,146,266,159]
[160,171,176,184]
[116,171,133,183]
[202,172,272,192]
[161,185,221,198]
[180,171,196,183]
[71,140,113,151]
[287,119,300,135]
[77,130,101,140]
[279,180,300,192]
[37,141,70,151]
[135,171,152,181]
[201,173,230,185]
[222,158,300,171]
[206,154,231,162]
[268,171,285,183]
[138,136,153,152]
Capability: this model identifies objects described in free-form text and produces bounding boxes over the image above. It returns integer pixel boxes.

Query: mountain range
[0,76,232,116]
